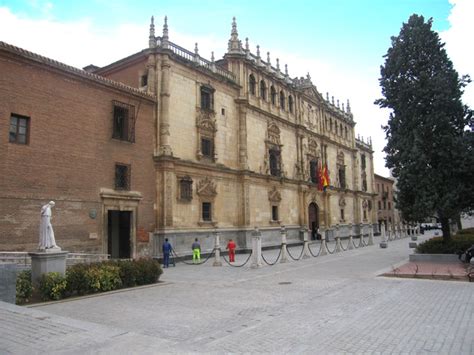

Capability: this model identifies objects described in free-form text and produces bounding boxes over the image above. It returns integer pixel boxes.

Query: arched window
[249,74,256,95]
[260,80,266,101]
[288,95,293,113]
[279,91,285,110]
[271,86,276,105]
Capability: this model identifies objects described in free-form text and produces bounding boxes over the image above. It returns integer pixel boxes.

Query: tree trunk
[440,216,451,242]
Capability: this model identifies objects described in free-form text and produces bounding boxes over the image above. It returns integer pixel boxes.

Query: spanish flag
[322,163,330,189]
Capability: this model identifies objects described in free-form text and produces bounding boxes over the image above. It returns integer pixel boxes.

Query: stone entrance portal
[107,211,131,259]
[308,202,319,240]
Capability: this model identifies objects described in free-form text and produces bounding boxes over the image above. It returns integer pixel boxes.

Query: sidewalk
[1,230,473,354]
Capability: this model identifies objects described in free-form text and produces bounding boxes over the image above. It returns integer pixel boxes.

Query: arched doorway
[308,202,319,240]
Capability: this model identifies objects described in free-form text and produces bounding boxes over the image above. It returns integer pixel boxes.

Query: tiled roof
[0,41,156,101]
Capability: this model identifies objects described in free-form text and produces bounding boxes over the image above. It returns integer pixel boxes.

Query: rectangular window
[200,86,214,111]
[9,114,30,145]
[383,200,386,210]
[115,163,130,190]
[338,167,346,189]
[201,137,213,158]
[112,101,135,142]
[310,160,318,183]
[202,202,212,221]
[388,202,391,210]
[269,149,281,177]
[140,74,148,87]
[378,201,382,210]
[179,178,193,201]
[361,154,366,170]
[272,205,279,221]
[340,209,345,221]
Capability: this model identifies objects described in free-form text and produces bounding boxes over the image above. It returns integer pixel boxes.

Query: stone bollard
[335,224,342,252]
[280,225,289,263]
[251,227,262,268]
[320,229,328,256]
[301,227,311,259]
[380,221,388,248]
[368,224,374,245]
[359,223,364,247]
[213,229,222,267]
[348,223,354,250]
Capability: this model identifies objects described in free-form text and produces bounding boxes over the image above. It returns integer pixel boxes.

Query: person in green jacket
[192,238,201,263]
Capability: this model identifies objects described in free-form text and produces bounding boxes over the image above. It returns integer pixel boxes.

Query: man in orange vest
[226,239,236,262]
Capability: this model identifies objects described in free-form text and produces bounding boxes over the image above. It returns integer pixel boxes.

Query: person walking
[192,238,201,264]
[226,238,236,262]
[162,238,172,268]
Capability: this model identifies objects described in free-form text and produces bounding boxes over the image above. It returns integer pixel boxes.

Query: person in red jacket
[226,238,236,262]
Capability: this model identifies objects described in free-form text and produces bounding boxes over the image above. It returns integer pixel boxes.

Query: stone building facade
[0,17,376,257]
[374,174,399,231]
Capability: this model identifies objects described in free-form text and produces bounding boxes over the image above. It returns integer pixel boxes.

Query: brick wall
[0,50,156,253]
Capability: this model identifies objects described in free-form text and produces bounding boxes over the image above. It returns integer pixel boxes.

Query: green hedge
[457,228,474,235]
[16,270,33,305]
[416,232,474,254]
[32,258,162,302]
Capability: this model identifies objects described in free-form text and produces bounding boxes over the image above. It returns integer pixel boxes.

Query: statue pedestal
[29,250,69,287]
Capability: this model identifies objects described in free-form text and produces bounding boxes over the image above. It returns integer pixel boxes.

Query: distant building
[374,174,400,231]
[0,17,377,257]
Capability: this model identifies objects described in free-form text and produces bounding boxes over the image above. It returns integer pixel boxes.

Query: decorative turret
[285,64,292,83]
[149,16,156,48]
[347,99,351,113]
[331,96,335,105]
[245,37,250,59]
[162,16,169,48]
[326,92,330,101]
[266,52,271,71]
[276,58,281,76]
[256,45,261,66]
[194,43,199,63]
[227,17,244,54]
[210,51,216,72]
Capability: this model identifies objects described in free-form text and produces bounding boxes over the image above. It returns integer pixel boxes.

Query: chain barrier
[286,244,304,261]
[222,251,253,267]
[172,248,216,266]
[308,241,322,257]
[361,234,369,246]
[352,237,361,249]
[325,241,337,254]
[339,238,350,251]
[261,248,282,266]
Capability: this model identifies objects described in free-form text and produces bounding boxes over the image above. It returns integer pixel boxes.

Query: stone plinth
[29,251,68,287]
[0,263,17,304]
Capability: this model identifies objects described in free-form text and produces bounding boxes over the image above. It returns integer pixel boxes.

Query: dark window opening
[388,202,391,210]
[361,154,366,170]
[363,210,367,220]
[260,80,266,100]
[9,114,30,145]
[249,75,256,95]
[202,202,212,221]
[279,91,285,110]
[180,178,193,201]
[115,164,131,190]
[201,137,213,158]
[338,167,346,189]
[272,205,279,221]
[269,148,281,177]
[362,179,367,192]
[378,201,382,210]
[200,86,214,111]
[340,209,345,221]
[140,74,148,87]
[288,95,293,113]
[310,160,318,183]
[383,200,387,210]
[113,101,135,142]
[271,86,276,105]
[221,108,225,115]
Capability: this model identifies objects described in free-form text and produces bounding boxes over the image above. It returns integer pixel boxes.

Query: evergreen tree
[376,14,473,240]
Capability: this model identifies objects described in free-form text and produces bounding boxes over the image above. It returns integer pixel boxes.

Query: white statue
[38,201,60,251]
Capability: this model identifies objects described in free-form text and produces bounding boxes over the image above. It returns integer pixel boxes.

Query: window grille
[249,75,256,95]
[180,177,193,201]
[269,149,281,177]
[200,86,214,111]
[112,101,135,142]
[9,114,30,144]
[279,91,285,109]
[310,160,318,183]
[260,80,266,100]
[271,86,276,105]
[201,137,213,158]
[115,164,131,190]
[202,202,212,221]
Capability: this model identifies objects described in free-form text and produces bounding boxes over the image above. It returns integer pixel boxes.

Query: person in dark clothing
[162,238,172,268]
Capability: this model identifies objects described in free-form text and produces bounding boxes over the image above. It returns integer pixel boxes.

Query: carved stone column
[159,54,172,156]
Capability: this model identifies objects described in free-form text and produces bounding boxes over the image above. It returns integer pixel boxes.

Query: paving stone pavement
[1,231,473,354]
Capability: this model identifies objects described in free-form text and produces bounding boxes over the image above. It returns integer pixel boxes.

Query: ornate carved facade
[0,16,377,256]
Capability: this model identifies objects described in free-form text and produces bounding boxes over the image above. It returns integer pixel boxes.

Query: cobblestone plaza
[1,231,473,354]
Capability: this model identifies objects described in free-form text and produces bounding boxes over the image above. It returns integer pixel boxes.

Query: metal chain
[261,248,282,265]
[172,248,216,265]
[222,251,253,267]
[308,242,322,257]
[352,237,360,249]
[286,244,304,261]
[326,241,337,254]
[339,238,349,251]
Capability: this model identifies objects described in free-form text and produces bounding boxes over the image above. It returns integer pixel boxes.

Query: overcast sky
[1,0,472,176]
